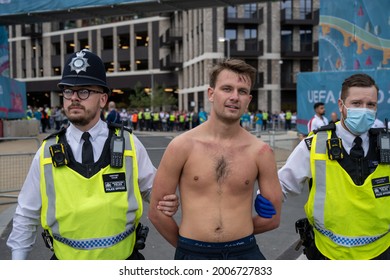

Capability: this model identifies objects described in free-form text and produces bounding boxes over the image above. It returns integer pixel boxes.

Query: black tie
[350,136,364,159]
[81,132,94,164]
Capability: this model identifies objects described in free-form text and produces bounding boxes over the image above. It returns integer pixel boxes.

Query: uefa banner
[319,0,390,71]
[0,25,9,77]
[296,70,390,135]
[0,75,26,119]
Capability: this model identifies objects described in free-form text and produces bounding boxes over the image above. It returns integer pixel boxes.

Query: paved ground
[0,128,308,260]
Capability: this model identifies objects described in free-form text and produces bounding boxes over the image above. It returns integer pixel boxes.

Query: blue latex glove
[254,194,276,218]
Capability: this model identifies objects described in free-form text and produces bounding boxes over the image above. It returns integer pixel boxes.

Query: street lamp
[218,37,230,59]
[150,71,154,112]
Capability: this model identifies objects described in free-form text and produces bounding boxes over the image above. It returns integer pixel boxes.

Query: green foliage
[127,81,177,110]
[152,83,177,109]
[128,81,151,109]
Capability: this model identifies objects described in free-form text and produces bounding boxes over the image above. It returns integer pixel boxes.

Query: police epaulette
[108,122,133,134]
[369,127,386,136]
[43,127,66,141]
[312,122,336,134]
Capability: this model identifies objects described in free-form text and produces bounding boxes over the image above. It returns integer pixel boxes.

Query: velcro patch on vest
[103,173,127,193]
[372,176,390,198]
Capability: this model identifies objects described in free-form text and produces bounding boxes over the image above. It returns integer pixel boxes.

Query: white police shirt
[278,122,369,200]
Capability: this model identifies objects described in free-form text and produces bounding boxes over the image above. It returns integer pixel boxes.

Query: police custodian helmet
[57,49,110,94]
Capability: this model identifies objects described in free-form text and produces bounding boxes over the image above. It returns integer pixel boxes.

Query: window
[135,59,148,70]
[243,3,257,18]
[227,6,237,18]
[119,61,131,71]
[118,34,130,49]
[52,42,61,55]
[103,36,113,50]
[300,0,312,19]
[66,41,74,54]
[52,66,61,76]
[79,39,89,50]
[105,62,114,73]
[244,29,258,51]
[135,32,148,47]
[300,60,312,72]
[281,29,293,52]
[281,0,292,20]
[300,28,313,51]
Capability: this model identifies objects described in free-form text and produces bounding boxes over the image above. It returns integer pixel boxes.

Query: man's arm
[148,137,187,247]
[278,139,312,200]
[253,143,282,234]
[133,135,179,216]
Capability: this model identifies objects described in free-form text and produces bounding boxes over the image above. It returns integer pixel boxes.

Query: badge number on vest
[103,173,127,193]
[372,176,390,198]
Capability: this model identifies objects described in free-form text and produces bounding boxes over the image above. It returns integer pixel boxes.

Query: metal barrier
[256,130,300,168]
[0,137,40,205]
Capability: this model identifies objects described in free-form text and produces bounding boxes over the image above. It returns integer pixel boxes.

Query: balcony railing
[225,7,264,25]
[281,8,319,26]
[160,54,183,71]
[281,41,318,58]
[160,28,183,47]
[227,39,264,58]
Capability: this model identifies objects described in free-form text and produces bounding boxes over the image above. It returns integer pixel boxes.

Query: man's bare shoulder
[167,127,201,151]
[239,130,274,159]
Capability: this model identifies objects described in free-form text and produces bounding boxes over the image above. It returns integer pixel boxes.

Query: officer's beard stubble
[65,101,101,127]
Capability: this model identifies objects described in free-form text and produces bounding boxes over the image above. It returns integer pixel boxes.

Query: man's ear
[100,93,109,108]
[208,87,214,102]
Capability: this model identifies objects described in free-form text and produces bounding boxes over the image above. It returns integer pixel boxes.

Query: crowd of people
[100,106,207,132]
[26,104,69,133]
[27,103,299,136]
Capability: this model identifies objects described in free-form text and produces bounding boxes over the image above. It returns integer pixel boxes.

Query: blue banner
[0,76,26,119]
[319,0,390,71]
[0,25,9,77]
[297,70,390,135]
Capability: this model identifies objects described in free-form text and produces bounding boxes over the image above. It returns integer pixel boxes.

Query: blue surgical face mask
[342,103,376,135]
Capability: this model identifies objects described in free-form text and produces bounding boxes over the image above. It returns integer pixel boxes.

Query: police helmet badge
[69,50,90,74]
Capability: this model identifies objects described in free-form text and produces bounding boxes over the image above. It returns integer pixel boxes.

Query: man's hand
[254,194,276,218]
[157,194,180,217]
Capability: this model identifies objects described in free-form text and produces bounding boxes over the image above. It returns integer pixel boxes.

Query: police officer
[7,49,178,260]
[279,73,390,259]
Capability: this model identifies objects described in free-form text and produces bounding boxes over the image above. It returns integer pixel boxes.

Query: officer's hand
[157,194,180,217]
[254,194,276,218]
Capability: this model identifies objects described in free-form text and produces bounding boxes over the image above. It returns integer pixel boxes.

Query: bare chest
[183,144,258,190]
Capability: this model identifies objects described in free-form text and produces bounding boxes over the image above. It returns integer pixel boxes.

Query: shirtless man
[148,59,282,260]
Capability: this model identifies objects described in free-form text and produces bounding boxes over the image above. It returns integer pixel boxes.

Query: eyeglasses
[62,89,103,100]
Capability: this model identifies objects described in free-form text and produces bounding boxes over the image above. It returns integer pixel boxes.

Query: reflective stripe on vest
[41,131,141,258]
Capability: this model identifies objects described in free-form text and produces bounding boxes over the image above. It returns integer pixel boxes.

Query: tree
[151,83,177,110]
[128,81,151,109]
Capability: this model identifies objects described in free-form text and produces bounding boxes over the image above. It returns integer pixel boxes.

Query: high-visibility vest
[305,130,390,259]
[40,130,142,259]
[144,112,151,120]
